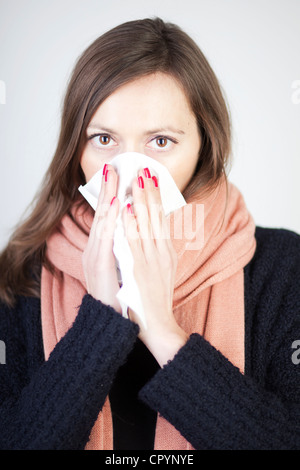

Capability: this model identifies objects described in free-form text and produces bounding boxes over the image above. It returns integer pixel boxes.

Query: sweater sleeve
[139,229,300,450]
[139,331,300,450]
[0,294,139,450]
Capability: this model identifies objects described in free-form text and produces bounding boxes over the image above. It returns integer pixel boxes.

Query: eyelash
[87,133,178,150]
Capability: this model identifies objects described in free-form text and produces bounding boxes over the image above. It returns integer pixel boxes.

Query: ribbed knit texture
[0,227,299,449]
[0,295,139,449]
[140,227,300,449]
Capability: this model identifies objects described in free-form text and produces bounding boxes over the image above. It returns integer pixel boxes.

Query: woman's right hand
[82,164,122,313]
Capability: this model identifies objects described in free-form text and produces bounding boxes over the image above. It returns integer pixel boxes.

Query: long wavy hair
[0,17,231,306]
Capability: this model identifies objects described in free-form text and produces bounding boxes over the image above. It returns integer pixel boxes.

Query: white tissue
[78,152,186,327]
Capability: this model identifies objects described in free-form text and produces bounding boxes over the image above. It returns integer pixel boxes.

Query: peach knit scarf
[41,177,256,450]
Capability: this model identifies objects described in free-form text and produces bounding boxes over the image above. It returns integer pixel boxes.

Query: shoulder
[245,226,300,285]
[245,228,300,392]
[0,295,41,343]
[0,295,40,317]
[0,295,43,375]
[244,225,300,329]
[244,226,300,350]
[254,225,300,256]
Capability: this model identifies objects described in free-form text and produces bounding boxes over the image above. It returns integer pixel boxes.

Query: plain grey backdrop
[0,0,299,250]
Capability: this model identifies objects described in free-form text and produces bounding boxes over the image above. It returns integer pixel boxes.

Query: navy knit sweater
[0,226,299,450]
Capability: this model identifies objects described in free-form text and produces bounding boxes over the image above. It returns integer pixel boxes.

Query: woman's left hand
[122,168,188,367]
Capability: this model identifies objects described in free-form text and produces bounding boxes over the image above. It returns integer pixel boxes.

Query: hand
[123,168,188,366]
[82,164,122,313]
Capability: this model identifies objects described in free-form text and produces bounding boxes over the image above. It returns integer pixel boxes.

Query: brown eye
[99,135,111,145]
[156,137,168,147]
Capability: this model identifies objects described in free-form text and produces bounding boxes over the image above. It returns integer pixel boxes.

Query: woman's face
[80,72,201,193]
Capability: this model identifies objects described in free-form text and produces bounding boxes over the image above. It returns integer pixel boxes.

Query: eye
[148,135,178,151]
[88,133,117,149]
[98,135,111,145]
[156,137,168,148]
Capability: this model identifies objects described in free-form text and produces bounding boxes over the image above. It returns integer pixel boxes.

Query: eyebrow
[87,123,185,136]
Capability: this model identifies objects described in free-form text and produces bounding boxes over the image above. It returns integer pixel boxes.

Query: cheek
[167,153,199,192]
[173,168,194,192]
[80,148,104,182]
[178,141,201,191]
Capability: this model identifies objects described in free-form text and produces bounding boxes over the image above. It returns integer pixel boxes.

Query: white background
[0,0,299,249]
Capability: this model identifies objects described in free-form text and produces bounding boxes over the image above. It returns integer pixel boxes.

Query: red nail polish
[143,167,151,178]
[152,176,158,187]
[138,176,144,189]
[110,196,116,206]
[102,164,107,175]
[104,169,109,182]
[127,203,134,215]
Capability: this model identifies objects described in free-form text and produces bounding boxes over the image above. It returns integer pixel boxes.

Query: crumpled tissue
[78,151,186,327]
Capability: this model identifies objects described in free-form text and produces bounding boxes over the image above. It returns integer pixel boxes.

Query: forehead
[90,72,196,131]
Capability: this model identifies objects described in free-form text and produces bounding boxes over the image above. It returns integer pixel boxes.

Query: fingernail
[102,163,107,175]
[143,167,151,178]
[110,196,116,206]
[138,176,144,189]
[104,169,109,182]
[152,176,158,188]
[127,203,134,215]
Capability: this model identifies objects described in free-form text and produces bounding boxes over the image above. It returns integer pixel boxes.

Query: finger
[139,169,165,244]
[131,175,154,260]
[83,196,120,273]
[95,196,120,267]
[95,164,118,218]
[95,163,109,214]
[96,196,119,241]
[122,202,143,258]
[89,164,109,241]
[137,169,171,253]
[90,164,118,240]
[143,171,177,282]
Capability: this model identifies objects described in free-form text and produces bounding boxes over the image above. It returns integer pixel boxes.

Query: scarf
[41,177,256,450]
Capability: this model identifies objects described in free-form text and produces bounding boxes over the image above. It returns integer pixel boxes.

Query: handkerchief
[78,152,186,327]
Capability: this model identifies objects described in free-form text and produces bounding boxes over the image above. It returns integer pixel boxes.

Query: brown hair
[0,17,231,306]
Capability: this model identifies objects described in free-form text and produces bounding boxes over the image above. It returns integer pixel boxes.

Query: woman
[0,18,299,450]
